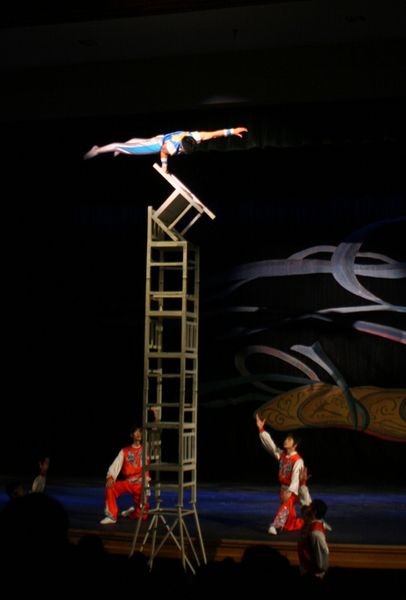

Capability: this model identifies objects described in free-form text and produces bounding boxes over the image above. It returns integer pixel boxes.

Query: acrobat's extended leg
[84,143,126,160]
[84,135,164,160]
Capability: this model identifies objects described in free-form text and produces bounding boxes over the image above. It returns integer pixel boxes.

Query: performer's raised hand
[233,127,248,138]
[299,466,311,486]
[256,413,266,431]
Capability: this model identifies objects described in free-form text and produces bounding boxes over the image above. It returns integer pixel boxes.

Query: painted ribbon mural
[202,217,406,441]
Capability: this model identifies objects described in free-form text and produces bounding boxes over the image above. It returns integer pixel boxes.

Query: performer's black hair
[181,136,198,154]
[311,499,328,519]
[130,425,143,435]
[286,431,301,447]
[5,480,25,499]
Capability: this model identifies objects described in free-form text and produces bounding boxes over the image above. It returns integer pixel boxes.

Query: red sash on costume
[279,452,301,486]
[121,445,143,479]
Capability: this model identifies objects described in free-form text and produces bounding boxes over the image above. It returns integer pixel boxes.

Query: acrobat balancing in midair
[84,127,248,172]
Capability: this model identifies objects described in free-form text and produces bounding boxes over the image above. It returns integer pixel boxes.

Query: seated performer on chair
[84,127,248,172]
[256,413,311,535]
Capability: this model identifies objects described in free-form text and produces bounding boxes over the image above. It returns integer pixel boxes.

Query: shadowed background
[2,0,405,487]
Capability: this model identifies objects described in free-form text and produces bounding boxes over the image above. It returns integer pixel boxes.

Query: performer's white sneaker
[100,517,117,525]
[268,525,278,535]
[121,507,135,518]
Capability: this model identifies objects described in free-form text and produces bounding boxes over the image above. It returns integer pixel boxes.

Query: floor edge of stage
[2,478,405,569]
[68,527,406,569]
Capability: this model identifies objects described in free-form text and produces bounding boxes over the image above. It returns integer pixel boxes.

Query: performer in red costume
[298,499,330,579]
[256,413,311,535]
[100,426,150,525]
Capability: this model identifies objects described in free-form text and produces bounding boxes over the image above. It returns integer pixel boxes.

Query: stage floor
[2,479,406,569]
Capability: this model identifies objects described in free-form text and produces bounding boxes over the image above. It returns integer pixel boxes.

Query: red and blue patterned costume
[104,444,150,521]
[259,429,311,532]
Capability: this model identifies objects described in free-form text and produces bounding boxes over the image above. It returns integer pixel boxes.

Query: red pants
[272,491,303,532]
[104,480,149,520]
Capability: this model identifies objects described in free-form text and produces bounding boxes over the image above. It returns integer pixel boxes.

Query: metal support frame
[130,164,215,573]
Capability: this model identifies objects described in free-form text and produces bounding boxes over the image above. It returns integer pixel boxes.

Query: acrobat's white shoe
[268,525,278,535]
[84,145,99,160]
[100,516,117,525]
[121,507,135,518]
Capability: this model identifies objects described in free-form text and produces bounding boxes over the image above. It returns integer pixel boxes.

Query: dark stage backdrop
[3,103,405,487]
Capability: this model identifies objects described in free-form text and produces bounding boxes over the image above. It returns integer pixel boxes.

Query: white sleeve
[190,131,202,143]
[311,530,329,573]
[31,475,46,493]
[288,457,304,495]
[259,430,281,460]
[298,484,312,506]
[106,450,124,481]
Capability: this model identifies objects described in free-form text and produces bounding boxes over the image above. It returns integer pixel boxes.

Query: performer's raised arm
[256,413,281,460]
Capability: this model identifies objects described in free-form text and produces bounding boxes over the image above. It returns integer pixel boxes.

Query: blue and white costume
[84,130,202,160]
[115,131,201,155]
[115,134,165,155]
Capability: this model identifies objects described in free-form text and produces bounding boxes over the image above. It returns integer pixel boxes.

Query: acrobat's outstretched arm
[160,148,170,172]
[199,127,248,141]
